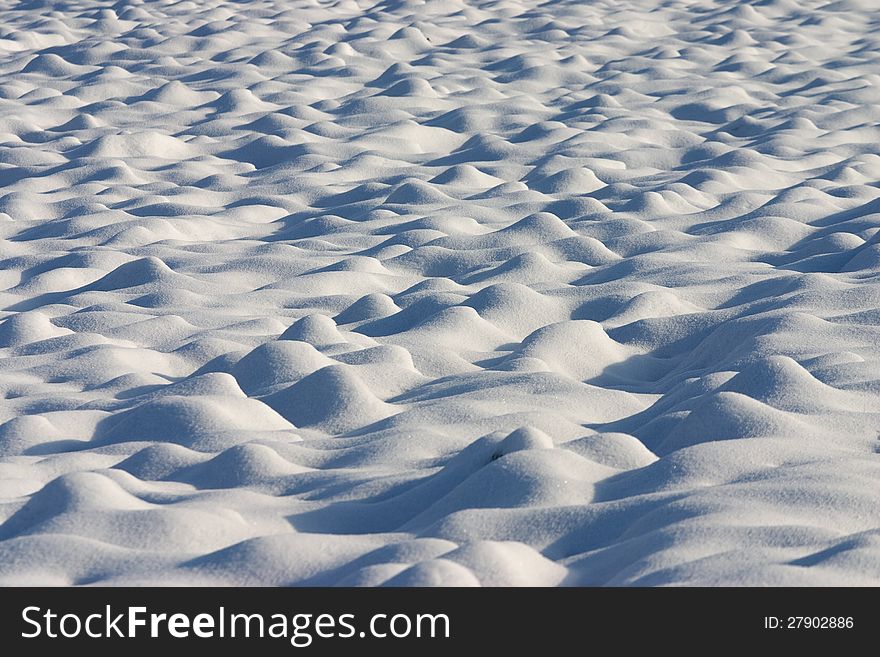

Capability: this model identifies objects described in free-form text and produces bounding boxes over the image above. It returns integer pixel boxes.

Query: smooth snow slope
[1,0,880,586]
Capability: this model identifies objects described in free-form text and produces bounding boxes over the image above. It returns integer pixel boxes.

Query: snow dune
[1,0,880,585]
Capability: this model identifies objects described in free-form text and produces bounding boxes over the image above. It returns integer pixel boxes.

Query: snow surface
[1,0,880,586]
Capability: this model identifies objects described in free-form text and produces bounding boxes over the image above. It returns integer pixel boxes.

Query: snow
[1,0,879,586]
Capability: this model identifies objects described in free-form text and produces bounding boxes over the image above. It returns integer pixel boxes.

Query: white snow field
[1,0,879,586]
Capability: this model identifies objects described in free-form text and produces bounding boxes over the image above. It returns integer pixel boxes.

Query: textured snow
[1,0,880,585]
